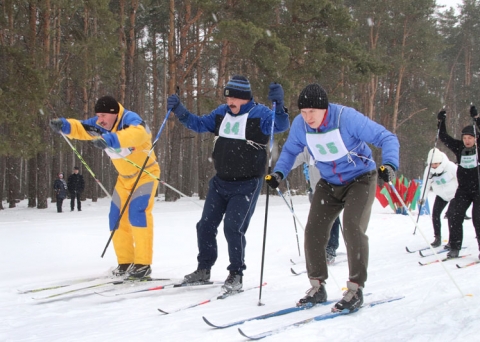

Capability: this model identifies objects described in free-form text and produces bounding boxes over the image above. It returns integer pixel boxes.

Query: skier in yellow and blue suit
[49,96,159,279]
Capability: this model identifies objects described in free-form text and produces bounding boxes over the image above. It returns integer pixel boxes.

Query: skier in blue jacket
[266,83,399,312]
[167,75,290,292]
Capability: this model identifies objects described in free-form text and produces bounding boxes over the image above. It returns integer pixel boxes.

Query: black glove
[49,118,64,133]
[437,110,446,122]
[267,83,284,108]
[470,105,478,118]
[378,164,395,182]
[265,172,283,189]
[92,138,108,150]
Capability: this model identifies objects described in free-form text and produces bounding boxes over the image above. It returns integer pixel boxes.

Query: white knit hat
[427,148,443,164]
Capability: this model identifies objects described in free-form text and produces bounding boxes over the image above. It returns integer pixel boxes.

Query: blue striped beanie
[224,75,252,100]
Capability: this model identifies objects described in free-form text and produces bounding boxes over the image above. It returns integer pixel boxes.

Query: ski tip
[202,316,217,328]
[456,264,462,268]
[290,268,297,275]
[238,328,262,340]
[157,308,168,315]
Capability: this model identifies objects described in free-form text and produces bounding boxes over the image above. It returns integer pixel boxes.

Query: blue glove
[167,94,180,111]
[267,83,284,108]
[265,172,283,189]
[167,94,187,117]
[470,105,478,118]
[92,138,108,150]
[49,119,64,133]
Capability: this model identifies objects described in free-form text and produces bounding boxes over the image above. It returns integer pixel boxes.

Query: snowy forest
[1,0,479,209]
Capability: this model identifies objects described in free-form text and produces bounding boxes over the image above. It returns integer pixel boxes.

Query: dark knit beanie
[73,166,79,170]
[224,75,252,100]
[462,125,477,137]
[297,84,329,110]
[95,96,120,114]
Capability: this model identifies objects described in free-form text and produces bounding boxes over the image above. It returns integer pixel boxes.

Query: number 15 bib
[306,128,349,162]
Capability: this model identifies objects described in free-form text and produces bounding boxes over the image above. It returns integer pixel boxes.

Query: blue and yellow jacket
[58,104,158,178]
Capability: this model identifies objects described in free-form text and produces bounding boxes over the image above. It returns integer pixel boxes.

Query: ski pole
[60,132,112,199]
[381,167,464,297]
[100,109,172,258]
[258,102,276,306]
[414,124,441,235]
[104,146,203,209]
[285,178,301,256]
[274,188,306,231]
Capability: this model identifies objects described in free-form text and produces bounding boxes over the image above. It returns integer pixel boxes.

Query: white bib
[105,147,133,159]
[306,128,349,162]
[460,154,478,169]
[431,172,454,186]
[219,113,248,140]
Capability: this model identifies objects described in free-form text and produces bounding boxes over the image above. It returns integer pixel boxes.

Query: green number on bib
[326,142,338,154]
[231,122,240,135]
[316,144,327,155]
[224,122,240,135]
[315,142,339,155]
[224,123,231,134]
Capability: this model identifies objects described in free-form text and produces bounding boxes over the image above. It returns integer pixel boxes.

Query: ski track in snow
[1,192,480,341]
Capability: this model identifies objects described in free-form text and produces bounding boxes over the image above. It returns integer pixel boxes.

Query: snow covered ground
[1,190,480,342]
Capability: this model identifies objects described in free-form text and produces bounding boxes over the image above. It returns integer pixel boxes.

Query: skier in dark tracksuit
[437,107,480,259]
[266,84,399,313]
[166,75,290,292]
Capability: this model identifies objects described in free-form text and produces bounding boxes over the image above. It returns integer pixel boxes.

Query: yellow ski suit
[63,104,159,265]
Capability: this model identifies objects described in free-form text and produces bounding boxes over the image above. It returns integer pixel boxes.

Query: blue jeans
[196,175,262,275]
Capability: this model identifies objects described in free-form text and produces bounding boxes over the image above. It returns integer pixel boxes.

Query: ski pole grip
[265,175,272,181]
[379,166,385,172]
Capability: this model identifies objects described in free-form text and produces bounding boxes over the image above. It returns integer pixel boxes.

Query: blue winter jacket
[175,99,290,180]
[274,103,399,185]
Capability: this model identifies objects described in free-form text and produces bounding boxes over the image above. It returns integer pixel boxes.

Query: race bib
[431,173,454,186]
[105,147,134,159]
[219,113,248,140]
[460,154,478,169]
[306,128,349,162]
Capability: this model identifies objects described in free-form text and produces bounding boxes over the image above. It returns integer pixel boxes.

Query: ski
[419,246,464,257]
[97,280,224,297]
[405,245,446,253]
[291,259,346,276]
[203,292,372,329]
[31,277,171,300]
[418,254,471,266]
[456,260,480,268]
[290,258,305,265]
[18,276,106,294]
[203,298,336,329]
[290,267,307,276]
[238,296,404,340]
[157,282,266,314]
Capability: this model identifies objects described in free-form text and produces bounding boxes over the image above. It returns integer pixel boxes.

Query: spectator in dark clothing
[53,172,68,213]
[68,166,85,211]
